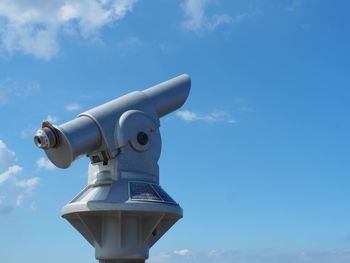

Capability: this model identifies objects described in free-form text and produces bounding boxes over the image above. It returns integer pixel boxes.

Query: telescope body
[34,74,191,263]
[38,74,190,169]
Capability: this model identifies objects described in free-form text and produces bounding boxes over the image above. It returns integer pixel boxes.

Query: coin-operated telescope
[34,74,191,263]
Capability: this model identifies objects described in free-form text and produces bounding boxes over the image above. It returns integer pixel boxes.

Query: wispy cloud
[0,0,139,60]
[44,115,58,123]
[174,249,191,256]
[0,139,40,213]
[181,0,231,33]
[176,110,198,121]
[0,78,39,105]
[15,177,40,206]
[159,43,171,52]
[0,165,22,185]
[149,248,350,263]
[0,196,13,214]
[30,201,37,212]
[116,36,143,55]
[14,177,40,188]
[287,0,303,12]
[181,0,259,34]
[150,249,194,263]
[117,36,143,48]
[206,14,232,31]
[36,157,56,171]
[233,97,254,113]
[176,110,237,123]
[0,140,16,168]
[65,103,81,111]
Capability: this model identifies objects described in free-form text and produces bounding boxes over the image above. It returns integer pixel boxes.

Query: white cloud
[16,187,34,206]
[59,4,80,21]
[14,177,40,206]
[0,140,16,168]
[36,157,56,171]
[0,196,13,214]
[44,115,58,123]
[149,249,350,263]
[65,103,81,111]
[0,78,39,105]
[176,110,199,121]
[206,14,232,31]
[30,201,37,212]
[15,177,40,187]
[288,0,303,12]
[0,0,139,60]
[174,249,191,256]
[116,36,143,48]
[158,43,171,52]
[181,0,209,31]
[0,165,22,185]
[0,165,39,209]
[181,0,259,33]
[0,139,39,212]
[181,0,231,32]
[116,36,143,55]
[207,249,231,258]
[150,249,194,263]
[176,110,237,124]
[228,119,237,123]
[150,252,172,262]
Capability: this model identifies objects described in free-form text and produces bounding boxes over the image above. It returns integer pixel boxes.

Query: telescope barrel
[143,74,191,117]
[42,116,101,168]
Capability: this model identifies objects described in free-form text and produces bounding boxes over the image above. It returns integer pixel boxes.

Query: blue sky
[0,0,350,262]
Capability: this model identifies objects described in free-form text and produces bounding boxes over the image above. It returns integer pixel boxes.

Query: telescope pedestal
[62,161,182,263]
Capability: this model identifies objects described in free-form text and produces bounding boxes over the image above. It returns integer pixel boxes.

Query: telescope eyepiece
[34,127,57,149]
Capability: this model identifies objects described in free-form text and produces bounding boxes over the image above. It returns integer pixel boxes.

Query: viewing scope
[34,74,190,168]
[34,74,191,263]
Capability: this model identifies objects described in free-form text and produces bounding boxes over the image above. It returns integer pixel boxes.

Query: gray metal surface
[34,74,191,262]
[143,74,191,117]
